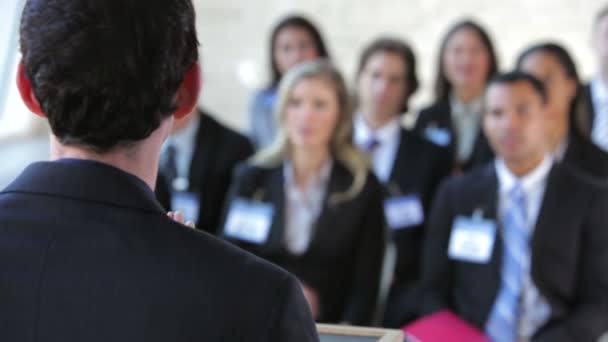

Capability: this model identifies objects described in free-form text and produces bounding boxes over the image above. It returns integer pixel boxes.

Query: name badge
[424,127,451,147]
[384,195,425,230]
[223,198,274,244]
[448,214,496,264]
[171,192,200,223]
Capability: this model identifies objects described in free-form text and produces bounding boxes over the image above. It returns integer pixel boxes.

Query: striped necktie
[486,183,529,342]
[365,136,380,152]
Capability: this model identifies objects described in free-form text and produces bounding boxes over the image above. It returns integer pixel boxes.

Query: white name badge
[223,198,274,244]
[448,215,497,264]
[171,192,200,223]
[424,127,452,147]
[383,195,425,230]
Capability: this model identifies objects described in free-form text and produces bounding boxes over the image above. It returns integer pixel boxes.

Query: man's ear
[173,62,202,119]
[16,62,45,117]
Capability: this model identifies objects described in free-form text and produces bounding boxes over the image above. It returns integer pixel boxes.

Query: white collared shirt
[450,94,484,163]
[283,159,333,256]
[495,156,554,339]
[553,137,569,162]
[354,115,401,183]
[590,77,608,152]
[160,114,200,187]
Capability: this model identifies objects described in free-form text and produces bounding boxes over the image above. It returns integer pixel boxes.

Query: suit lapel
[188,111,212,192]
[580,84,596,138]
[387,128,411,190]
[530,164,570,295]
[264,166,286,252]
[305,162,351,256]
[476,165,502,277]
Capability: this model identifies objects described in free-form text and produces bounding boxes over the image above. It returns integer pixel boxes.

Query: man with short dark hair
[0,1,318,341]
[418,72,608,341]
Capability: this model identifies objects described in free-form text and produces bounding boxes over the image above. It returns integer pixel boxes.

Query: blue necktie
[486,183,529,342]
[365,136,380,152]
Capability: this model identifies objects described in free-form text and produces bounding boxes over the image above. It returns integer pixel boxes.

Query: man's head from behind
[17,0,200,153]
[483,71,549,175]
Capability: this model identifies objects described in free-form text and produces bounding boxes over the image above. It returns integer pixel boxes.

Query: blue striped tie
[486,183,529,342]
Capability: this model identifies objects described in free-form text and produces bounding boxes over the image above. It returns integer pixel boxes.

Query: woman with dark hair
[352,37,452,327]
[248,15,330,150]
[517,42,608,179]
[415,20,498,172]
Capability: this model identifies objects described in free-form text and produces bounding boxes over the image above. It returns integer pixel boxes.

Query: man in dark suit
[581,6,608,153]
[418,72,608,341]
[155,108,254,234]
[0,1,318,341]
[351,37,453,327]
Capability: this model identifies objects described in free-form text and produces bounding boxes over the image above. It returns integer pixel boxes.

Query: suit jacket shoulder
[564,132,608,180]
[0,161,318,342]
[414,100,452,131]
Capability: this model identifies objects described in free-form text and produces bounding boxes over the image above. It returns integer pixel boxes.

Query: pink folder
[402,310,489,342]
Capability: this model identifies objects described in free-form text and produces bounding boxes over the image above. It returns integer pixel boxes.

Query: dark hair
[515,42,587,136]
[434,19,498,102]
[595,5,608,26]
[487,71,547,103]
[268,15,330,89]
[19,0,199,152]
[356,37,419,113]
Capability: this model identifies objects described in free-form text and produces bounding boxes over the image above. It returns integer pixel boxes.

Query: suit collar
[388,128,416,186]
[263,161,353,253]
[188,110,214,190]
[304,162,353,255]
[3,160,165,214]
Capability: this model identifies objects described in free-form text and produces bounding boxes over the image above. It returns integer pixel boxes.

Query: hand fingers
[173,211,185,224]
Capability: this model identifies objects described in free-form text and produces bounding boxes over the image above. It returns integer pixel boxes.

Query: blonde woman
[221,60,386,325]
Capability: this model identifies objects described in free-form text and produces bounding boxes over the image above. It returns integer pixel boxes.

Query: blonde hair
[252,59,370,204]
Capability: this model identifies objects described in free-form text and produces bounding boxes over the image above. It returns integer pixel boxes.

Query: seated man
[0,0,318,341]
[418,72,608,341]
[155,107,254,234]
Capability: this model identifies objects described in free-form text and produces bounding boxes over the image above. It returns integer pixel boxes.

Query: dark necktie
[163,144,178,188]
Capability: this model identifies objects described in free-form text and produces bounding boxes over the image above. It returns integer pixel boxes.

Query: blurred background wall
[0,0,605,186]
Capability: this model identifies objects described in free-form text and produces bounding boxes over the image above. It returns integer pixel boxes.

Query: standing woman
[222,60,386,325]
[415,20,498,172]
[248,15,330,150]
[516,42,608,179]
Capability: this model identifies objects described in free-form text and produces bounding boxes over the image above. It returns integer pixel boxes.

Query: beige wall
[194,0,606,132]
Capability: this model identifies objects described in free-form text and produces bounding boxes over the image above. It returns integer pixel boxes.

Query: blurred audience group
[158,8,608,341]
[2,0,608,341]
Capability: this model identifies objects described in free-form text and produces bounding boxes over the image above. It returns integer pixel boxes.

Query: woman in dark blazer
[221,60,386,326]
[516,42,608,180]
[414,20,498,173]
[247,15,331,150]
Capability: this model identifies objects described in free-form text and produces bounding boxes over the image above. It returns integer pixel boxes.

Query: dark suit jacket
[220,161,386,326]
[419,161,608,341]
[381,129,452,327]
[579,83,595,139]
[563,131,608,180]
[0,160,318,342]
[414,100,494,172]
[156,109,254,234]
